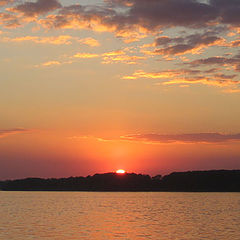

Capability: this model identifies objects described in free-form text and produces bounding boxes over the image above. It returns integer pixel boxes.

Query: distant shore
[1,170,240,192]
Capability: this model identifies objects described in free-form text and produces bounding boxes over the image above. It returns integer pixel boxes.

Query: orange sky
[0,0,240,179]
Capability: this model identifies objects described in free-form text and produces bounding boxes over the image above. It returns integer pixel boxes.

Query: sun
[116,169,126,174]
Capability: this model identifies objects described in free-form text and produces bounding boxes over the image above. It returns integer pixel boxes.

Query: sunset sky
[1,0,240,179]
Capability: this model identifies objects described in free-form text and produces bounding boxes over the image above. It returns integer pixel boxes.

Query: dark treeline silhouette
[0,170,240,192]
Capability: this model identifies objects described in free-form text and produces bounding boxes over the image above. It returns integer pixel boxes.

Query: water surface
[0,192,239,239]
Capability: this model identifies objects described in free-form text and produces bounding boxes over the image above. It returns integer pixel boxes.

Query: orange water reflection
[0,192,240,239]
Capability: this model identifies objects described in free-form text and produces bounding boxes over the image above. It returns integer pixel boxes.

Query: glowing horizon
[116,169,126,174]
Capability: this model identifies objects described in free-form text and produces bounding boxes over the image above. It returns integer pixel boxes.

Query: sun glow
[116,169,126,174]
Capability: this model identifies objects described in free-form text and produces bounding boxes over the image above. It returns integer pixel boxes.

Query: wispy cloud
[121,133,240,144]
[122,70,180,80]
[2,35,73,45]
[41,60,61,66]
[102,51,145,64]
[69,132,240,144]
[1,35,102,47]
[123,69,240,88]
[0,128,30,138]
[161,76,239,87]
[37,48,146,67]
[0,12,21,28]
[78,37,100,47]
[69,135,112,142]
[73,52,100,59]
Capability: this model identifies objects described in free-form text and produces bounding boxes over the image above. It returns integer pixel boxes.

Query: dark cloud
[155,44,193,55]
[178,68,202,75]
[0,128,30,138]
[188,55,240,71]
[121,133,240,143]
[104,0,133,7]
[2,0,240,34]
[127,0,217,29]
[155,36,183,46]
[109,0,240,27]
[231,40,240,47]
[214,73,237,80]
[210,0,240,26]
[155,36,172,46]
[37,0,240,35]
[39,4,117,30]
[154,32,223,55]
[11,0,62,17]
[204,68,220,73]
[191,56,228,65]
[41,0,218,32]
[104,0,240,30]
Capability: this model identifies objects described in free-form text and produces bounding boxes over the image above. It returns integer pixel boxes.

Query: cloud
[161,76,239,87]
[42,60,61,66]
[39,4,118,31]
[188,55,240,72]
[153,32,225,56]
[37,0,218,41]
[70,132,240,144]
[73,53,99,59]
[111,0,218,29]
[9,0,62,17]
[0,0,13,6]
[210,0,240,26]
[123,69,240,87]
[154,36,176,46]
[35,59,75,68]
[37,0,240,37]
[69,135,112,142]
[121,132,240,144]
[78,37,100,47]
[102,50,145,64]
[230,40,240,47]
[1,35,101,46]
[0,0,240,37]
[1,0,240,46]
[122,69,201,80]
[0,12,20,28]
[102,50,125,56]
[122,69,180,79]
[69,49,145,64]
[1,0,61,28]
[2,35,73,44]
[35,48,146,67]
[113,0,240,28]
[0,128,30,138]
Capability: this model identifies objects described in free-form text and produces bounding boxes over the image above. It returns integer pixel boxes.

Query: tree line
[0,170,240,192]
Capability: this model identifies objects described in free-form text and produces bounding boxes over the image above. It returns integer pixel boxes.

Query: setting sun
[116,169,126,174]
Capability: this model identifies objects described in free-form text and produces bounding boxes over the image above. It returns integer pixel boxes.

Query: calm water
[0,192,240,240]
